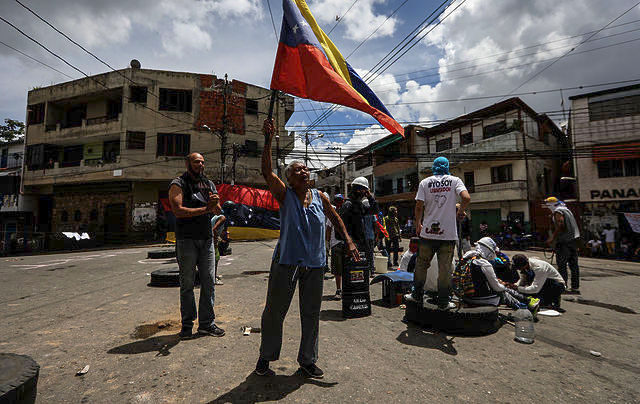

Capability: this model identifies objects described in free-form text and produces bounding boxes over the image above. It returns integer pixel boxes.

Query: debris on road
[590,350,602,357]
[76,365,90,376]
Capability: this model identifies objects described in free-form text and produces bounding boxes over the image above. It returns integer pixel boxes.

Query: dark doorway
[104,203,126,244]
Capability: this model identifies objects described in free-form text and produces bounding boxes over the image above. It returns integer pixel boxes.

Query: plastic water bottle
[513,306,534,344]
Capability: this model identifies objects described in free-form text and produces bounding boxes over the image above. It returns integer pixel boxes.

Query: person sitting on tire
[456,237,539,313]
[508,254,566,312]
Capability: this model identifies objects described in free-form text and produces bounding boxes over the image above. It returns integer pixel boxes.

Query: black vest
[174,173,215,240]
[471,263,493,297]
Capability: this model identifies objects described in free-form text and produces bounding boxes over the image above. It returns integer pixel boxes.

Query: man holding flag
[255,0,403,378]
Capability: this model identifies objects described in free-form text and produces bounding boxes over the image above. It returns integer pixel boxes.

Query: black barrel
[341,253,371,318]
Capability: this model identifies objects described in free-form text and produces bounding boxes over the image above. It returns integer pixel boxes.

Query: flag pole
[267,89,278,120]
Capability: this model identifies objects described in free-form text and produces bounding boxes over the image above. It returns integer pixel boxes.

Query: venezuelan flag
[271,0,404,136]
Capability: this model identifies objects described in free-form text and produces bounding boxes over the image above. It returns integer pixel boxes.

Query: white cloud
[310,0,398,41]
[162,22,213,57]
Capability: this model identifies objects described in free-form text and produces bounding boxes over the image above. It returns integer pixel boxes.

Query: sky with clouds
[2,0,640,168]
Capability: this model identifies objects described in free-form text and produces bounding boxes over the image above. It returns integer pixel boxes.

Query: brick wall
[52,191,133,234]
[197,75,247,135]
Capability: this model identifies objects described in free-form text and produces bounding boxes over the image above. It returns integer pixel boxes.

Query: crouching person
[509,254,566,312]
[453,237,539,313]
[398,237,419,272]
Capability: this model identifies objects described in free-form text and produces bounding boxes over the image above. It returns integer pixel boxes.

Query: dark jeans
[387,237,400,266]
[259,260,324,366]
[365,238,375,273]
[176,238,216,329]
[556,239,580,289]
[536,278,566,307]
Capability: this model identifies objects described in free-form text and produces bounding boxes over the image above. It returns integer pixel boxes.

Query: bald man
[169,153,224,339]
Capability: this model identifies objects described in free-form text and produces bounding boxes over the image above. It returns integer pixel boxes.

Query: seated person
[398,237,419,272]
[455,237,539,313]
[492,251,519,284]
[508,254,566,312]
[586,238,602,257]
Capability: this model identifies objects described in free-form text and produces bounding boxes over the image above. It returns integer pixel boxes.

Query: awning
[371,134,403,151]
[592,142,640,162]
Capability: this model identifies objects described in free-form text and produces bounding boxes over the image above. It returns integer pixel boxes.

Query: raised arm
[261,119,287,204]
[320,192,359,261]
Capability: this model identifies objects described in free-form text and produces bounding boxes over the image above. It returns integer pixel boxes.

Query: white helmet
[476,237,498,260]
[351,176,369,190]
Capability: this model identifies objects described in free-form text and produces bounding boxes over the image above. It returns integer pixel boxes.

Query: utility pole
[303,133,323,167]
[220,74,230,183]
[327,146,343,195]
[231,143,240,185]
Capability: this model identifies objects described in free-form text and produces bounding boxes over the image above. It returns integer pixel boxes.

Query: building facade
[0,140,38,253]
[23,63,294,243]
[569,84,640,240]
[421,98,567,240]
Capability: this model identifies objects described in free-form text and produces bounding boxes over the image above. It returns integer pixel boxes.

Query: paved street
[2,241,640,403]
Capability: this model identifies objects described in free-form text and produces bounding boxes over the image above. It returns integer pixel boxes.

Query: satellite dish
[130,59,141,69]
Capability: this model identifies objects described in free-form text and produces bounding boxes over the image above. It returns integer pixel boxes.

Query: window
[107,99,122,119]
[74,210,82,222]
[246,99,259,115]
[157,133,190,156]
[244,140,258,156]
[159,88,192,112]
[406,173,419,192]
[491,164,513,183]
[589,94,640,121]
[483,121,507,139]
[129,86,147,103]
[460,132,473,146]
[354,155,371,170]
[27,103,45,125]
[90,209,99,221]
[126,131,146,150]
[464,171,475,193]
[61,211,69,222]
[396,178,404,193]
[597,159,640,178]
[60,145,83,168]
[435,138,452,152]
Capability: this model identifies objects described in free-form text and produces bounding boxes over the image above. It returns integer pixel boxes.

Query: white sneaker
[438,301,457,311]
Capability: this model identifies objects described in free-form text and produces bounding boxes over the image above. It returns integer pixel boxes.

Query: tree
[0,119,25,144]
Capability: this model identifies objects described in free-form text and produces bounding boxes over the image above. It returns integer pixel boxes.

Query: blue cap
[432,156,450,175]
[335,194,344,200]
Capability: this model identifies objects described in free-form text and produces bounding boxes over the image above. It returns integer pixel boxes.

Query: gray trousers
[176,238,216,329]
[259,259,324,366]
[414,238,456,305]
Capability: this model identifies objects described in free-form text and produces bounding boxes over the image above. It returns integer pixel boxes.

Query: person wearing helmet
[457,237,540,312]
[333,176,378,299]
[544,196,581,294]
[257,119,359,379]
[414,156,471,310]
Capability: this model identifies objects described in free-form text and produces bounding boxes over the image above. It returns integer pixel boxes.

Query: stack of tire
[147,248,176,259]
[148,267,200,287]
[0,353,39,404]
[403,294,500,336]
[341,254,371,318]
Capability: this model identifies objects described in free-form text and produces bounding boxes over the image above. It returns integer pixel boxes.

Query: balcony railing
[472,180,527,193]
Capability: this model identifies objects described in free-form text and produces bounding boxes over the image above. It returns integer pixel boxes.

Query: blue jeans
[176,238,216,329]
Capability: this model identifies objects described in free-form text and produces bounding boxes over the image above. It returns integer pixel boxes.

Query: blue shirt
[274,188,326,268]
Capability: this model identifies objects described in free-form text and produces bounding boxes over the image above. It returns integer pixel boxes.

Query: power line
[504,1,640,97]
[327,0,360,35]
[264,0,279,41]
[0,40,74,79]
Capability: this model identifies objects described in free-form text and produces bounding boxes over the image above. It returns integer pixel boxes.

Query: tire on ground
[149,267,200,287]
[403,295,500,336]
[0,353,40,404]
[147,249,176,259]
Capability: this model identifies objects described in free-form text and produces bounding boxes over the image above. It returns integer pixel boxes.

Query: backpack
[452,254,477,297]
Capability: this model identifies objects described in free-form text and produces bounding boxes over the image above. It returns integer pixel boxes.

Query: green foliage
[0,119,25,144]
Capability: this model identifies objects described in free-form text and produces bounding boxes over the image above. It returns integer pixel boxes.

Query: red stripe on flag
[271,43,404,136]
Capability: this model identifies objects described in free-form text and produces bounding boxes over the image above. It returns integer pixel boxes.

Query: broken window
[159,89,192,112]
[126,131,146,150]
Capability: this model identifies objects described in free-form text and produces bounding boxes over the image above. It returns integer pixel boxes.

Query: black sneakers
[197,324,225,337]
[255,359,275,376]
[179,327,193,340]
[300,363,324,379]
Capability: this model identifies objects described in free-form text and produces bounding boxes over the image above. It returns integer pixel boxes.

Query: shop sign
[590,188,640,200]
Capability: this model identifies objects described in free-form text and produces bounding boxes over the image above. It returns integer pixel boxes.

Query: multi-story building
[0,140,38,253]
[569,84,640,239]
[23,62,294,243]
[421,98,567,240]
[314,162,345,200]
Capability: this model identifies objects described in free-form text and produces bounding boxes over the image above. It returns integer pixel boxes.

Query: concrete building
[569,84,640,240]
[23,63,294,243]
[314,162,345,200]
[421,98,567,240]
[0,140,38,253]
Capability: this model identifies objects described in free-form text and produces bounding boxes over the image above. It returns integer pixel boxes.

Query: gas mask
[361,197,370,210]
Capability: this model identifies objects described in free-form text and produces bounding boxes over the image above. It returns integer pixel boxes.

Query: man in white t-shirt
[414,156,471,309]
[602,224,616,256]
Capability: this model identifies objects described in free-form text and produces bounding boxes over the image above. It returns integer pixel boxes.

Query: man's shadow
[208,370,337,403]
[396,323,457,356]
[107,334,180,357]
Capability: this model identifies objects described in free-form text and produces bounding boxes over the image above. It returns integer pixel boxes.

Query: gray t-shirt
[554,206,580,243]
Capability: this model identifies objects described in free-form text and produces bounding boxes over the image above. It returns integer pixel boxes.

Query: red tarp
[216,184,280,211]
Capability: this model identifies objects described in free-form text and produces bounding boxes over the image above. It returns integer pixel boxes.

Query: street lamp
[303,133,324,167]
